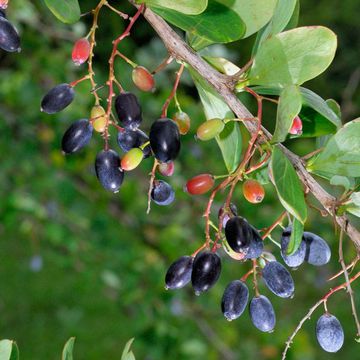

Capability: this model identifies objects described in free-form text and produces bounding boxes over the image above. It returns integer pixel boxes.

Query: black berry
[149,118,181,162]
[165,256,193,290]
[115,92,142,130]
[249,295,276,332]
[151,180,175,206]
[0,16,20,52]
[41,83,75,114]
[316,313,344,353]
[61,119,93,154]
[262,261,294,298]
[117,128,151,158]
[303,232,331,266]
[221,280,249,321]
[280,227,306,268]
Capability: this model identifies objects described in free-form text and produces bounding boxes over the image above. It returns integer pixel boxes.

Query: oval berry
[221,280,249,321]
[173,111,191,135]
[243,179,265,203]
[41,83,75,114]
[316,313,344,353]
[90,105,107,133]
[191,251,221,295]
[303,232,331,266]
[121,148,143,171]
[197,118,224,141]
[280,227,306,268]
[72,38,91,66]
[249,295,276,332]
[0,0,8,9]
[61,119,93,154]
[165,256,193,290]
[185,174,214,195]
[0,16,20,52]
[95,149,124,193]
[151,180,175,206]
[158,161,175,177]
[117,128,151,158]
[289,115,303,135]
[115,92,142,130]
[149,118,180,162]
[262,261,294,298]
[132,66,155,92]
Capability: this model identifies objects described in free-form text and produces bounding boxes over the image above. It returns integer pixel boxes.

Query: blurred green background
[0,0,359,359]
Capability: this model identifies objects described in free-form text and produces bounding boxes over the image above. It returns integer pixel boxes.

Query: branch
[131,2,360,250]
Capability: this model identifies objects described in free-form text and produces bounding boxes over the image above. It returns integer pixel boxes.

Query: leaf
[270,147,307,223]
[189,67,242,173]
[307,119,360,178]
[272,84,302,143]
[286,218,304,255]
[326,98,341,119]
[44,0,80,24]
[62,337,75,360]
[0,340,18,360]
[143,0,207,15]
[152,1,245,48]
[330,175,353,192]
[248,27,337,87]
[344,192,360,218]
[203,56,240,75]
[121,338,136,360]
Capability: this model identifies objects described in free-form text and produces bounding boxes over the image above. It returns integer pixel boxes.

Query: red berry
[121,148,143,171]
[0,0,8,9]
[132,66,155,92]
[72,38,91,66]
[173,111,191,135]
[158,161,175,177]
[243,180,265,203]
[185,174,215,195]
[289,116,303,135]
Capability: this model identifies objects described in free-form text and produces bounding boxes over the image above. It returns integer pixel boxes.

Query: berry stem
[261,211,287,240]
[147,159,158,214]
[252,259,260,297]
[152,54,174,74]
[116,50,138,68]
[104,2,129,19]
[327,256,359,281]
[69,74,91,87]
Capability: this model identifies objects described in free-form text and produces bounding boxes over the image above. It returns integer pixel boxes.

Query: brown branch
[130,2,360,250]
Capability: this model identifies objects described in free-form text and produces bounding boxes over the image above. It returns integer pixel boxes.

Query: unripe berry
[173,111,191,135]
[90,105,107,133]
[72,38,91,66]
[132,66,155,92]
[197,118,224,141]
[185,174,214,195]
[242,179,265,203]
[289,115,303,135]
[158,161,175,177]
[121,148,143,171]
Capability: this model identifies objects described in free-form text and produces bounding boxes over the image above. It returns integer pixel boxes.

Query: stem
[146,159,158,214]
[261,211,287,240]
[116,50,138,68]
[252,259,259,297]
[152,55,174,74]
[69,74,90,87]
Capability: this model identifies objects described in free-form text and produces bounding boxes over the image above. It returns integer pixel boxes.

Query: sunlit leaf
[62,337,75,360]
[44,0,80,24]
[286,218,304,255]
[143,0,207,15]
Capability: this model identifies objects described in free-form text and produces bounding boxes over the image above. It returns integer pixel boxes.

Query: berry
[72,38,91,66]
[41,83,75,114]
[121,148,143,171]
[149,118,181,162]
[262,261,294,298]
[303,232,331,266]
[151,180,175,206]
[90,105,107,133]
[61,119,93,154]
[196,118,224,141]
[191,251,221,295]
[0,9,5,18]
[0,16,20,52]
[173,111,191,135]
[316,313,344,353]
[221,280,249,321]
[280,227,306,268]
[95,149,124,193]
[243,179,265,203]
[115,92,142,130]
[249,295,276,332]
[185,174,214,195]
[0,0,8,9]
[289,115,303,135]
[117,128,151,158]
[158,161,175,177]
[132,66,155,92]
[165,256,193,290]
[218,203,238,228]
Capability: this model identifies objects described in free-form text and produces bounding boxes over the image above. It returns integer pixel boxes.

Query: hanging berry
[72,38,91,66]
[132,66,155,92]
[289,115,303,135]
[90,105,107,133]
[185,174,214,195]
[173,111,191,135]
[121,148,143,171]
[242,179,265,203]
[197,118,224,141]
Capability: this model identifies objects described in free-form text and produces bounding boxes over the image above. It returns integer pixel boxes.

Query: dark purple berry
[245,228,264,259]
[95,149,124,193]
[0,16,20,52]
[0,9,6,18]
[115,92,142,130]
[191,251,221,295]
[316,313,344,353]
[165,256,193,290]
[280,227,306,268]
[117,128,151,158]
[149,118,180,162]
[304,232,331,266]
[249,295,276,332]
[61,119,93,154]
[262,261,294,298]
[41,83,75,114]
[221,280,249,321]
[151,180,175,206]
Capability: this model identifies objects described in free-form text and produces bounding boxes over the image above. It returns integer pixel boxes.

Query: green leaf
[44,0,80,24]
[203,56,240,75]
[152,1,245,48]
[62,337,75,360]
[270,147,307,223]
[286,218,304,255]
[249,27,337,87]
[326,99,341,119]
[121,338,136,360]
[344,192,360,218]
[144,0,207,15]
[0,340,18,360]
[272,84,302,143]
[330,175,353,192]
[307,119,360,178]
[189,67,241,173]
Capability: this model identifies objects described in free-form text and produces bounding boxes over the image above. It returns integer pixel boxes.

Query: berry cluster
[0,2,20,53]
